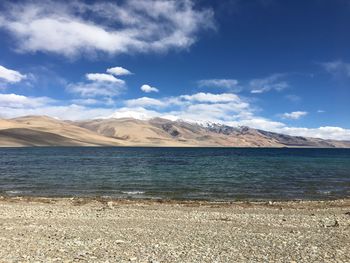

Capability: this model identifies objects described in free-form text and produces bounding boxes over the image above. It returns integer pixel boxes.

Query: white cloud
[321,60,350,77]
[86,73,125,84]
[175,102,250,123]
[197,79,240,91]
[196,74,290,94]
[0,104,115,121]
[67,72,126,98]
[71,98,100,106]
[67,81,125,98]
[107,67,132,76]
[71,98,115,106]
[125,97,165,108]
[140,84,159,93]
[0,0,214,57]
[180,92,244,103]
[0,65,26,83]
[121,92,252,123]
[0,93,114,120]
[244,119,286,131]
[250,74,288,94]
[280,126,350,141]
[108,107,164,120]
[0,93,54,108]
[280,111,308,120]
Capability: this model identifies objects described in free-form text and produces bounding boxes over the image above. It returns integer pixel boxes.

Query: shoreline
[1,145,350,148]
[2,195,350,208]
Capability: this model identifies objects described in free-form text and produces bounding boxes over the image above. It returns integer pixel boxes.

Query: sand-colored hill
[0,128,87,147]
[0,116,123,147]
[75,117,350,148]
[75,118,194,146]
[75,117,282,147]
[0,115,349,147]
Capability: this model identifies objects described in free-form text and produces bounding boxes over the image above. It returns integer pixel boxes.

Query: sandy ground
[0,197,349,263]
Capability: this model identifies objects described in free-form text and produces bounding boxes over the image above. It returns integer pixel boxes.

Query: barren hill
[0,116,349,147]
[0,116,123,147]
[77,117,350,148]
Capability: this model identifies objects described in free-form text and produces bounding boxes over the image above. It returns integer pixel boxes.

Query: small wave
[317,190,331,195]
[121,191,145,195]
[100,195,113,199]
[5,190,28,195]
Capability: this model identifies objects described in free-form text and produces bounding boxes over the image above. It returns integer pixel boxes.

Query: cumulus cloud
[67,71,126,98]
[197,79,240,91]
[124,92,250,116]
[0,0,214,57]
[279,126,350,141]
[0,65,26,83]
[0,104,115,121]
[0,93,113,120]
[107,67,132,76]
[108,107,165,120]
[250,73,289,94]
[177,102,250,123]
[280,111,308,120]
[140,84,159,93]
[85,73,125,84]
[125,97,165,108]
[0,93,54,108]
[121,92,252,123]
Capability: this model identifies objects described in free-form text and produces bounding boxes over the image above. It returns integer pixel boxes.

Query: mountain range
[0,115,349,147]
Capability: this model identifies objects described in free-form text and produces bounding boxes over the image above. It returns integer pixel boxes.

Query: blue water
[0,147,349,201]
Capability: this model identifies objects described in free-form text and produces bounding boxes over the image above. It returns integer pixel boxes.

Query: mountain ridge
[0,115,349,147]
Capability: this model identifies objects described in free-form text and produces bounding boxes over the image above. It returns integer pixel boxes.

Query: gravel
[0,197,349,262]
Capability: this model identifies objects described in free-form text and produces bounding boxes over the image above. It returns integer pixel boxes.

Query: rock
[332,220,339,227]
[324,219,340,228]
[129,257,137,261]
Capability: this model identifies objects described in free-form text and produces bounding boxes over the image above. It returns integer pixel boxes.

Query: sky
[0,0,350,140]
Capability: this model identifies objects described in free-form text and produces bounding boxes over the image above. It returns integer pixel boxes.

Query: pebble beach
[0,197,349,262]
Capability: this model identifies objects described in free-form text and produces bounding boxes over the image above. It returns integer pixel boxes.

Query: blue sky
[0,0,350,140]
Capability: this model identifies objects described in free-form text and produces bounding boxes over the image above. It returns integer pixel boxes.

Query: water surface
[0,147,349,201]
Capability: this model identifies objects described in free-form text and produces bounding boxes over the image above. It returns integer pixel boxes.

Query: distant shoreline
[1,145,350,148]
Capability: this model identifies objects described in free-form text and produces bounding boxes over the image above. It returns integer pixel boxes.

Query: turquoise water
[0,147,349,201]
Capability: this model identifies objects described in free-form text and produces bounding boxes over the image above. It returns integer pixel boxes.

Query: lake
[0,147,349,201]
